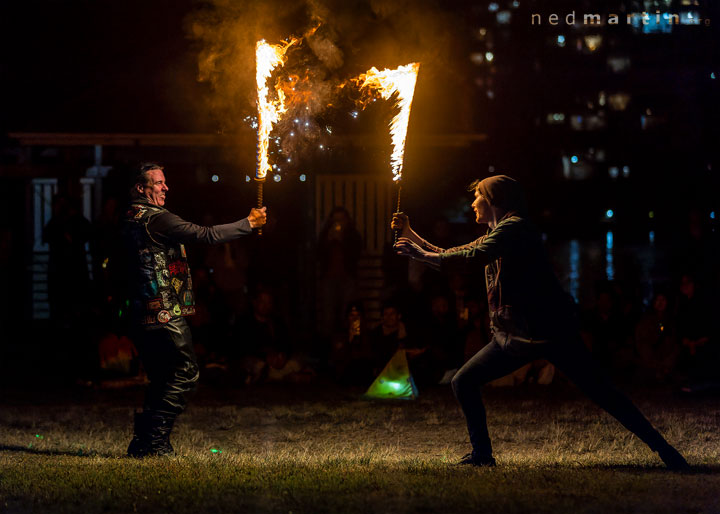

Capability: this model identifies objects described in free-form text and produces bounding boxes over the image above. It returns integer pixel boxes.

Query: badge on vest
[157,310,171,324]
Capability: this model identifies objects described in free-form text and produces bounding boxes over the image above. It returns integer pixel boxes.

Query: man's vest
[122,202,196,326]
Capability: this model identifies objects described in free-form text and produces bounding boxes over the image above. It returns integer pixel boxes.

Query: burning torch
[255,38,297,233]
[356,62,420,242]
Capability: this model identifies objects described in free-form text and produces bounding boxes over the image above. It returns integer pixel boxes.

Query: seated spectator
[229,288,291,385]
[368,303,419,375]
[675,274,713,383]
[421,292,463,383]
[329,303,375,385]
[98,332,139,377]
[634,291,679,383]
[266,350,316,383]
[581,286,635,379]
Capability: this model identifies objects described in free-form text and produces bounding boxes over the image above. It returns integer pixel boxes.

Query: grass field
[1,383,719,513]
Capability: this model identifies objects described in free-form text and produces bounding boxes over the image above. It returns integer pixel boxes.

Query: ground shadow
[0,444,114,458]
[500,462,720,475]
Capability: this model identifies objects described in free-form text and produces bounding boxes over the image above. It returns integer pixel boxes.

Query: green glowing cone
[363,350,418,400]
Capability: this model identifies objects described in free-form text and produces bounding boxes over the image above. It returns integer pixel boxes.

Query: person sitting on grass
[392,175,689,470]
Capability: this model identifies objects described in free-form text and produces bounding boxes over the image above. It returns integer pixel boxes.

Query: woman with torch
[392,175,690,470]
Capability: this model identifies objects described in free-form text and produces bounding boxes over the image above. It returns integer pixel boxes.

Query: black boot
[127,411,150,458]
[455,451,496,467]
[146,411,177,457]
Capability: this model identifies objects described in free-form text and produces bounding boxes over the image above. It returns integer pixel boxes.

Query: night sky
[2,0,211,132]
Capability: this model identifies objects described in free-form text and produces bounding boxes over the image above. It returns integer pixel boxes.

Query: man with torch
[122,163,266,457]
[392,175,690,470]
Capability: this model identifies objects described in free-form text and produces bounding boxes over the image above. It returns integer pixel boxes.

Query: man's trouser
[451,330,669,459]
[133,317,199,415]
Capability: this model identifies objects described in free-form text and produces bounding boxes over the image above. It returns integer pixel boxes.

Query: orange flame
[256,38,298,180]
[356,63,420,182]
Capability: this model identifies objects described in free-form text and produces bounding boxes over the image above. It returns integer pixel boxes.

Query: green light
[35,434,44,439]
[363,350,419,400]
[210,448,222,454]
[649,211,655,219]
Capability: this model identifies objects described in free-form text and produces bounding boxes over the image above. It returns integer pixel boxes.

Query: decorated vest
[122,202,196,326]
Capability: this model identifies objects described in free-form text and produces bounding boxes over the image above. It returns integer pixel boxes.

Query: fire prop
[355,63,420,239]
[255,37,298,229]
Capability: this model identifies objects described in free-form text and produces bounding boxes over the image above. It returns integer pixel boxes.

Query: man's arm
[148,211,252,245]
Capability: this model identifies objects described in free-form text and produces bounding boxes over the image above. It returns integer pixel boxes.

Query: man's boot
[127,411,150,458]
[146,411,177,457]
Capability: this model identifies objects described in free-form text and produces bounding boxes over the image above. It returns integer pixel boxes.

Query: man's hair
[130,162,164,198]
[467,179,481,192]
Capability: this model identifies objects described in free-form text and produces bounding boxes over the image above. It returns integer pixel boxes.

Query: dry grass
[1,384,719,513]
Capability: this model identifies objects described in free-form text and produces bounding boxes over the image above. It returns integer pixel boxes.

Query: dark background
[1,0,718,384]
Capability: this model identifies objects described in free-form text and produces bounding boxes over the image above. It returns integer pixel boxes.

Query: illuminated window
[497,11,511,24]
[546,113,565,124]
[586,114,606,130]
[470,53,485,65]
[607,56,631,73]
[584,35,602,52]
[608,93,631,111]
[680,11,701,25]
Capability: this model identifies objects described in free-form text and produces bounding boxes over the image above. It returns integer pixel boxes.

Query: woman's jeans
[451,330,668,459]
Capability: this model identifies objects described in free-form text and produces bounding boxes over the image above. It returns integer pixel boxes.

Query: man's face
[140,169,168,207]
[471,187,492,224]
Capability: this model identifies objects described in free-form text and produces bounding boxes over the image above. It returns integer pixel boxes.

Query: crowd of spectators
[45,196,719,393]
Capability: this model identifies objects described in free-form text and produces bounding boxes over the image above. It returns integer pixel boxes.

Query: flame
[356,63,420,182]
[256,38,297,180]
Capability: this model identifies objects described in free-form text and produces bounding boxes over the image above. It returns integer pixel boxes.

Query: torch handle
[256,178,264,236]
[394,183,402,244]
